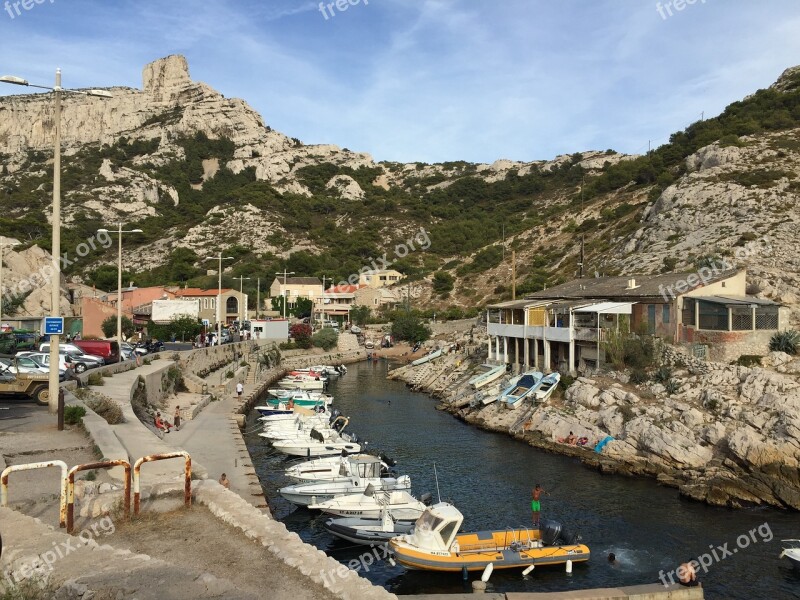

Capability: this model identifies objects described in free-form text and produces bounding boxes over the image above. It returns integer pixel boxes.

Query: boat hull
[391,542,590,572]
[324,517,415,545]
[273,441,362,457]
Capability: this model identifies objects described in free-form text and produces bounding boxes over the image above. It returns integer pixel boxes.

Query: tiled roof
[176,288,233,297]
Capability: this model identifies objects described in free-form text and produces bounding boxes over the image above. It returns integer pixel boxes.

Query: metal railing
[133,451,192,515]
[67,460,131,533]
[2,460,68,528]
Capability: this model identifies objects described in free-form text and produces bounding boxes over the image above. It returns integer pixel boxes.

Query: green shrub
[664,379,681,395]
[630,369,649,384]
[85,396,124,424]
[312,328,339,351]
[87,372,104,386]
[64,405,86,425]
[653,366,673,383]
[558,374,575,392]
[225,370,234,379]
[769,330,799,355]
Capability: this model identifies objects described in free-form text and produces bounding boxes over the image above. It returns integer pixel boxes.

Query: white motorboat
[309,487,430,520]
[534,372,560,402]
[780,539,800,570]
[260,415,349,442]
[272,427,361,457]
[258,406,332,423]
[482,375,520,405]
[285,453,395,483]
[279,457,411,506]
[276,375,326,391]
[469,365,506,390]
[324,510,416,545]
[501,370,543,409]
[411,349,443,366]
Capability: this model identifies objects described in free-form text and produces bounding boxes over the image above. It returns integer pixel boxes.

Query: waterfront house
[487,268,784,373]
[358,269,405,289]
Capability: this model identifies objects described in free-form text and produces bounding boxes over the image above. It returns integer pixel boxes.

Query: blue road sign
[44,317,64,335]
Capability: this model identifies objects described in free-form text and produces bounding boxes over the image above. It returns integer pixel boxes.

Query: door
[647,305,656,333]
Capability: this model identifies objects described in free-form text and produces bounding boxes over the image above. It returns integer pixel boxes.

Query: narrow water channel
[244,361,800,598]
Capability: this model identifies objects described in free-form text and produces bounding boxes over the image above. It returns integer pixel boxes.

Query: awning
[574,302,634,314]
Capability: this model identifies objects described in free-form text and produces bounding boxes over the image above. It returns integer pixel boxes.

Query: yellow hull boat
[389,504,590,572]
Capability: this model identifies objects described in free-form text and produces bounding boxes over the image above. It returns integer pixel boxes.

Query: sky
[1,0,800,164]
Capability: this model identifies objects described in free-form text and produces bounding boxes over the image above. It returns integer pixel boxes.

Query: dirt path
[107,505,339,600]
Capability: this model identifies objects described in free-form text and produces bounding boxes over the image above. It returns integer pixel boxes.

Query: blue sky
[1,0,799,163]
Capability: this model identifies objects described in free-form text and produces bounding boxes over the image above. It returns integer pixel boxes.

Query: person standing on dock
[531,484,548,528]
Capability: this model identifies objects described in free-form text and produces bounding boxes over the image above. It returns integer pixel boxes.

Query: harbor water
[245,361,800,598]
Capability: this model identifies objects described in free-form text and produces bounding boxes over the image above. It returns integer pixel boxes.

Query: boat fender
[522,565,535,577]
[481,563,493,582]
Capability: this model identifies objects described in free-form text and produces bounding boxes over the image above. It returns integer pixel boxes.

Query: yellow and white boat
[389,503,590,572]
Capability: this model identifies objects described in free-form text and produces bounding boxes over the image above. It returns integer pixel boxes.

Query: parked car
[19,351,83,376]
[72,339,120,364]
[39,342,105,365]
[0,356,47,374]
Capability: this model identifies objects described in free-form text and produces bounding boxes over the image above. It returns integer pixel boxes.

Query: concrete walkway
[81,359,264,508]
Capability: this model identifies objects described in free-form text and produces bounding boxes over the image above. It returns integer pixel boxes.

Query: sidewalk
[84,359,266,510]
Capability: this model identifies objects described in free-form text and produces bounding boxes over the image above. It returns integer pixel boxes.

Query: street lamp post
[233,276,250,327]
[205,254,234,345]
[97,224,142,352]
[275,270,295,319]
[321,275,333,326]
[0,239,20,327]
[256,277,261,320]
[1,69,111,414]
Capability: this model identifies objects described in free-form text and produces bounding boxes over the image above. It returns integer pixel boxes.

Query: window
[662,304,670,324]
[226,297,238,314]
[698,301,728,331]
[682,298,695,326]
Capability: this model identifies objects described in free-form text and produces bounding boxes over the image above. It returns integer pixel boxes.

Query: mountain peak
[143,54,192,100]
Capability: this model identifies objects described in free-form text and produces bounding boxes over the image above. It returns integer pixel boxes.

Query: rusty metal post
[66,460,131,533]
[57,387,65,431]
[133,451,192,516]
[1,460,68,528]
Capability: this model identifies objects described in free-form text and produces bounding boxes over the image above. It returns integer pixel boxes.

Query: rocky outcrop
[390,341,800,510]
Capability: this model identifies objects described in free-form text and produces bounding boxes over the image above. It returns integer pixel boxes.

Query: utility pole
[502,224,505,261]
[275,269,295,319]
[578,235,585,278]
[256,277,260,319]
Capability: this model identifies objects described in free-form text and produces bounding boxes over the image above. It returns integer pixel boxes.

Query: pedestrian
[173,405,181,431]
[531,483,549,528]
[218,473,230,489]
[236,382,244,398]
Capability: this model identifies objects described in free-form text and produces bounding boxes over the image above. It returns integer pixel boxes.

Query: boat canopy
[573,302,634,315]
[409,503,463,552]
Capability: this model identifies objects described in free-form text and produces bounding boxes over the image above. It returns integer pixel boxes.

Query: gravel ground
[107,503,339,600]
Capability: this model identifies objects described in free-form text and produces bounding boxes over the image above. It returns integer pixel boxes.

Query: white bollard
[566,559,573,574]
[481,563,493,582]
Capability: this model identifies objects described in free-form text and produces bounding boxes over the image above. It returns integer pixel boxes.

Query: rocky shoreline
[388,344,800,510]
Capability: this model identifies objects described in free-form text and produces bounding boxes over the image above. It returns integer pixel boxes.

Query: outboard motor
[559,526,579,545]
[380,454,397,468]
[420,492,433,506]
[539,520,562,546]
[310,429,325,443]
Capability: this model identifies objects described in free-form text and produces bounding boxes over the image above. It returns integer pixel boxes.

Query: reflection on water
[245,361,799,598]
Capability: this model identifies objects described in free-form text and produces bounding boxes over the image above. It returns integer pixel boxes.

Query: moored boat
[324,511,416,546]
[411,349,443,366]
[389,503,590,572]
[501,370,544,409]
[780,539,800,570]
[533,372,560,402]
[309,487,430,520]
[285,452,396,483]
[279,464,411,506]
[469,364,506,390]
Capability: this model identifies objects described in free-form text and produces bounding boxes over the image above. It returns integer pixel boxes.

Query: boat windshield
[416,511,443,532]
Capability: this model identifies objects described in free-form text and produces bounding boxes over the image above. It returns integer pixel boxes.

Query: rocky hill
[0,55,798,326]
